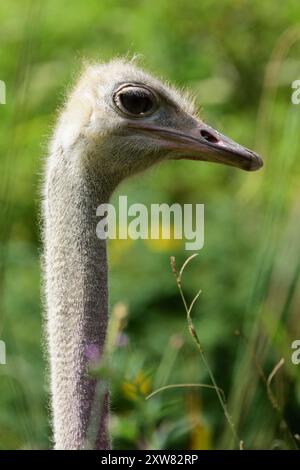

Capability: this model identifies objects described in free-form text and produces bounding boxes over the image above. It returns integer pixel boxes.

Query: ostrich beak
[127,121,263,171]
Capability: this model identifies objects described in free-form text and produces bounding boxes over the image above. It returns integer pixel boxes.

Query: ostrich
[43,59,263,450]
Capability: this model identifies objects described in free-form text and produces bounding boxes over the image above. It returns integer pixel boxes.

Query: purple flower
[85,343,101,363]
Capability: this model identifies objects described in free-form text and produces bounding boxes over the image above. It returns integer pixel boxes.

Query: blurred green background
[1,0,300,450]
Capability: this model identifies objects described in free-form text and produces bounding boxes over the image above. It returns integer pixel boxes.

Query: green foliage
[0,0,300,449]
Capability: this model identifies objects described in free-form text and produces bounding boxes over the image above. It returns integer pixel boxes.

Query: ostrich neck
[44,149,112,449]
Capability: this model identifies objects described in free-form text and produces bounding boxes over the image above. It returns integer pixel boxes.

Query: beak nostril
[200,129,219,144]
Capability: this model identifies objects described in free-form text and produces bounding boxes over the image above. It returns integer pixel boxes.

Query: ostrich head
[46,59,263,450]
[53,59,263,189]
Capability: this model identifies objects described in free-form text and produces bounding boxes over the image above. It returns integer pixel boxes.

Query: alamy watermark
[0,80,6,104]
[291,340,300,365]
[96,196,204,251]
[291,80,300,104]
[0,340,6,365]
[0,85,6,364]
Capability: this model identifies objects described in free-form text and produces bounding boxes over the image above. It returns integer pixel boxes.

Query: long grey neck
[44,148,112,449]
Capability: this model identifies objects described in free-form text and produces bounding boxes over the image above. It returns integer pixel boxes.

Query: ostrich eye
[114,86,157,117]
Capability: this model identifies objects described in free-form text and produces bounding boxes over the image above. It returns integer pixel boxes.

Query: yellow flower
[122,372,152,401]
[145,224,183,252]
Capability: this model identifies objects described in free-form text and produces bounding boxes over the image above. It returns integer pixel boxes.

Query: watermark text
[96,196,204,251]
